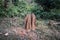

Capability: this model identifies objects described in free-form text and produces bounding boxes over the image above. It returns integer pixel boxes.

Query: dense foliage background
[0,0,60,19]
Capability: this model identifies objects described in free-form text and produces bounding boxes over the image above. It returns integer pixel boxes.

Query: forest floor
[0,17,60,40]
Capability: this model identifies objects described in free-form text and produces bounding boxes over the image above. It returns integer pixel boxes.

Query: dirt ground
[0,17,60,40]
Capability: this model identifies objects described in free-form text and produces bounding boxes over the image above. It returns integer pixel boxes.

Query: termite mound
[24,13,36,31]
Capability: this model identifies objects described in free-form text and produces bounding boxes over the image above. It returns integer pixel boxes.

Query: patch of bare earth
[0,27,39,40]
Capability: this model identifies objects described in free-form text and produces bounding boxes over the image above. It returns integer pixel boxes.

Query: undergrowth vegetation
[0,0,60,19]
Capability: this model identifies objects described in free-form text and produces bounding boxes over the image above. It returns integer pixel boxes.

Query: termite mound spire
[24,13,36,31]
